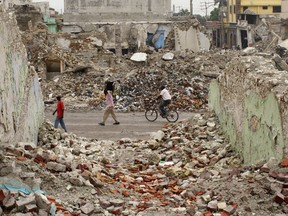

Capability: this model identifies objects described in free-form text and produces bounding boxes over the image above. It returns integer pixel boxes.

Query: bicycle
[145,103,179,123]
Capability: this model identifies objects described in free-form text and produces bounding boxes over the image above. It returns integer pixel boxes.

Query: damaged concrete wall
[2,0,32,9]
[64,0,171,22]
[175,26,210,52]
[174,17,210,52]
[60,22,172,53]
[13,4,43,31]
[208,56,288,165]
[0,7,44,144]
[175,26,199,51]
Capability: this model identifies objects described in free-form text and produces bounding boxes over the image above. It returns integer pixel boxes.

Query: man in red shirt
[53,96,67,132]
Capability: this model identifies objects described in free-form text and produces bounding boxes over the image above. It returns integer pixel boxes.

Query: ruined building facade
[62,0,173,55]
[63,0,172,22]
[210,0,284,49]
[0,0,32,9]
[62,0,208,56]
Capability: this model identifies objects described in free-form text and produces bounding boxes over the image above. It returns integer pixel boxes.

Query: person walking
[99,89,120,126]
[53,96,67,132]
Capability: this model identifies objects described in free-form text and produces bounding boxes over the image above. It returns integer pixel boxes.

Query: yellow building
[227,0,238,23]
[215,0,282,49]
[241,0,282,14]
[227,0,282,22]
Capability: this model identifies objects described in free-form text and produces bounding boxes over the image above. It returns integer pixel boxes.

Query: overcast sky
[32,0,215,15]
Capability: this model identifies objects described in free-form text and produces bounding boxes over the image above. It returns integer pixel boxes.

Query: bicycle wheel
[145,109,158,122]
[166,110,179,123]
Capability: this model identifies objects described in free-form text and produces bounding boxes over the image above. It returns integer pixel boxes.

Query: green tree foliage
[174,9,190,16]
[195,14,206,26]
[179,9,190,16]
[209,7,220,21]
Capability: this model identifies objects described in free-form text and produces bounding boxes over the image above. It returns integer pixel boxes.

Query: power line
[200,1,215,19]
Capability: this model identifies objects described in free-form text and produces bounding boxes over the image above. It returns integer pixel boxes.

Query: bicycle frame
[145,103,179,123]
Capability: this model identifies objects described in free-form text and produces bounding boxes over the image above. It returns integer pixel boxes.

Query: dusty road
[45,111,194,141]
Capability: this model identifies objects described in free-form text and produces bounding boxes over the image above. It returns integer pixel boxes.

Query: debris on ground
[0,113,286,215]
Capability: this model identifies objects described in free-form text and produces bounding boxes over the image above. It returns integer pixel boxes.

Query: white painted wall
[0,9,44,144]
[175,26,200,52]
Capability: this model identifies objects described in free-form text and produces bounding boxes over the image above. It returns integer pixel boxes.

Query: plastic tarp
[0,177,45,195]
[154,32,165,49]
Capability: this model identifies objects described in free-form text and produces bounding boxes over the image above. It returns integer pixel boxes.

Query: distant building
[240,0,281,15]
[215,0,282,49]
[63,0,172,23]
[1,0,32,9]
[281,0,288,19]
[62,0,174,56]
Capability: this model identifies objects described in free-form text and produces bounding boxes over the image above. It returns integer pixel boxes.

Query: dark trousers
[54,117,67,132]
[159,100,171,115]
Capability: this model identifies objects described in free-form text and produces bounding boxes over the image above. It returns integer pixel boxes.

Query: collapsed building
[62,0,210,56]
[3,1,288,216]
[208,0,287,50]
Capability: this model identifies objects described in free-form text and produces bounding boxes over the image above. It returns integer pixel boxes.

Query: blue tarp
[154,33,165,49]
[0,177,45,195]
[0,184,45,195]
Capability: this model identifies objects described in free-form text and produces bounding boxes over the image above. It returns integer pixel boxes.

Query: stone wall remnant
[209,55,288,165]
[13,4,43,31]
[63,0,171,22]
[0,6,44,144]
[173,17,210,52]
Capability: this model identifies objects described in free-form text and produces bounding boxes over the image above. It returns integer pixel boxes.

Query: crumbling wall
[61,22,173,53]
[174,17,210,52]
[64,0,171,22]
[209,56,288,165]
[0,7,44,144]
[13,4,43,31]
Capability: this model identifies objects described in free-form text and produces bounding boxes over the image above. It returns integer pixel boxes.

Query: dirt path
[45,111,194,141]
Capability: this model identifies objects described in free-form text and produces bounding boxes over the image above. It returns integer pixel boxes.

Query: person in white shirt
[157,85,171,117]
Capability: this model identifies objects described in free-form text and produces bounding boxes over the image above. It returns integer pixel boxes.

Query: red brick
[275,192,285,204]
[281,159,288,167]
[269,170,278,178]
[0,190,5,202]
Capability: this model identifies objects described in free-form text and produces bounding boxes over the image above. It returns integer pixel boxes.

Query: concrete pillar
[115,23,122,57]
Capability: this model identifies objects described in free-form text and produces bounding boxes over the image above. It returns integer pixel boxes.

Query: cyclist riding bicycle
[157,85,171,117]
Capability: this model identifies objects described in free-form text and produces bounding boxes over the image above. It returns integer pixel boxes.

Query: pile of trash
[0,113,286,215]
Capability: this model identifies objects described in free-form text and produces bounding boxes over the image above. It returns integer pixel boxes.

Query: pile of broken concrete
[41,49,239,112]
[0,113,287,215]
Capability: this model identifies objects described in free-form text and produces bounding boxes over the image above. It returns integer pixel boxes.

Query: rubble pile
[41,50,239,112]
[19,20,241,112]
[21,26,98,78]
[0,113,286,215]
[170,16,201,31]
[19,23,238,112]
